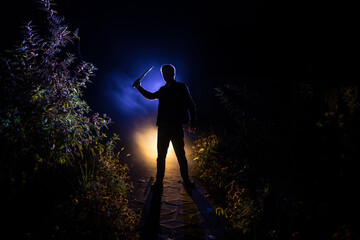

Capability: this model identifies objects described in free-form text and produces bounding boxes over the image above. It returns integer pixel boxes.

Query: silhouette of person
[133,64,196,191]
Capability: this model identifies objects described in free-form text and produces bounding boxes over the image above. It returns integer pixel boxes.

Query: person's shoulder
[174,81,187,89]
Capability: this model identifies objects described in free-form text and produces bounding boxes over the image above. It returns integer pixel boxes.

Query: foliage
[0,0,139,239]
[316,86,360,146]
[214,85,259,133]
[193,135,229,195]
[193,132,269,237]
[226,182,267,235]
[54,137,140,240]
[0,0,109,189]
[194,81,360,239]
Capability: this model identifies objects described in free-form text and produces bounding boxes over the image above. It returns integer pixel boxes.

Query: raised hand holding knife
[132,66,153,88]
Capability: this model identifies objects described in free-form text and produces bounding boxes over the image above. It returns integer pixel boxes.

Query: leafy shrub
[193,132,269,237]
[195,81,360,239]
[62,136,140,240]
[0,0,139,239]
[0,0,108,189]
[193,84,276,238]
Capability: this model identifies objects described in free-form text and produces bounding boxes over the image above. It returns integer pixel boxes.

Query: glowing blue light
[106,60,185,117]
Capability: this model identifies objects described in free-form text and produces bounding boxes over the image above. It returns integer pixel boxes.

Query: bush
[58,136,140,240]
[193,132,269,238]
[194,81,360,239]
[0,0,105,189]
[0,0,139,239]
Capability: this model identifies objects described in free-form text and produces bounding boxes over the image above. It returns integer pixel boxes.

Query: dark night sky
[0,0,356,137]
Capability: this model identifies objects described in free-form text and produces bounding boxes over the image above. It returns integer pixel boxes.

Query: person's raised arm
[133,80,159,100]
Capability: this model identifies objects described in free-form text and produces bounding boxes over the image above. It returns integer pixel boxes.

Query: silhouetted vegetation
[0,1,139,239]
[193,82,359,239]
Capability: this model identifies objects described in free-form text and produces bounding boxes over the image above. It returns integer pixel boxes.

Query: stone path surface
[128,160,226,240]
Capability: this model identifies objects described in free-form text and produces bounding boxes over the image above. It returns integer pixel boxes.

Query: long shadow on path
[141,189,162,240]
[136,176,226,240]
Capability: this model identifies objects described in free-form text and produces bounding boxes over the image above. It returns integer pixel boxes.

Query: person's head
[161,64,176,83]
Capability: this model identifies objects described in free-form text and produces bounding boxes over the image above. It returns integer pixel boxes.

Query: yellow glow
[132,118,193,172]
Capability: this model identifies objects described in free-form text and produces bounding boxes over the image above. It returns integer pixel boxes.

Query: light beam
[132,118,193,173]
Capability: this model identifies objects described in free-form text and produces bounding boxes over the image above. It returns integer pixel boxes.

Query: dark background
[1,0,355,135]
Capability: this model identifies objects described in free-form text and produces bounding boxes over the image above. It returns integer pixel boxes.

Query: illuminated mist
[106,57,186,117]
[132,118,193,173]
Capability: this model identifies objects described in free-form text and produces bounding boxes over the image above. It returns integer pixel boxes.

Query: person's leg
[171,126,190,182]
[155,126,170,184]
